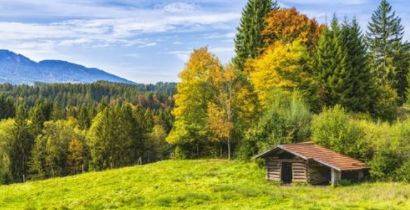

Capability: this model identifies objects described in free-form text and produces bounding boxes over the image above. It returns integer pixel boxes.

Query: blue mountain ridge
[0,50,134,85]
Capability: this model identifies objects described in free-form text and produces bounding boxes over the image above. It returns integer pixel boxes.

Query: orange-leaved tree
[262,8,325,52]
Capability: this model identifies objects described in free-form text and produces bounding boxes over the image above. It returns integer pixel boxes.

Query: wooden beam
[331,168,341,186]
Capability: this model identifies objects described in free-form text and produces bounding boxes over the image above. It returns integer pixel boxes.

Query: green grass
[0,159,409,209]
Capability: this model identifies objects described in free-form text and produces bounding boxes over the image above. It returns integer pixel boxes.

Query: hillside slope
[0,50,133,84]
[0,160,409,209]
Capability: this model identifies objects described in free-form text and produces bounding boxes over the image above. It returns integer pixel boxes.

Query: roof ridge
[280,141,314,146]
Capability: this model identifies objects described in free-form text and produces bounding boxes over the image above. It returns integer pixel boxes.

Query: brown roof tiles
[256,142,368,171]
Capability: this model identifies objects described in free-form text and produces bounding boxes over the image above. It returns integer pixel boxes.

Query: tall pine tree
[315,17,375,113]
[315,17,348,107]
[10,105,34,182]
[340,18,375,112]
[233,0,278,70]
[367,0,409,104]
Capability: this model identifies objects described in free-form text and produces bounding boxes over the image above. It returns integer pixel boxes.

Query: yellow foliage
[167,47,223,144]
[207,102,233,141]
[246,40,313,107]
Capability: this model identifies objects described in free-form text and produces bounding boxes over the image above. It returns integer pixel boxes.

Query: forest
[0,0,410,185]
[0,81,176,183]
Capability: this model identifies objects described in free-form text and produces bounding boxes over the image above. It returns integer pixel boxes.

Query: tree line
[1,0,409,184]
[0,82,175,184]
[166,0,410,181]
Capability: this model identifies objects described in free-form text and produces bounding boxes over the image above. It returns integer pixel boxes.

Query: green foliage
[340,18,375,112]
[87,104,146,170]
[315,17,347,107]
[8,106,34,183]
[242,91,311,157]
[146,124,171,161]
[29,101,53,136]
[0,108,35,184]
[0,160,409,209]
[361,118,410,181]
[369,147,404,180]
[0,94,15,120]
[30,120,88,179]
[233,0,278,70]
[311,106,369,160]
[0,81,176,109]
[396,159,410,182]
[372,84,399,121]
[0,119,15,184]
[367,0,409,104]
[312,106,410,181]
[315,17,375,113]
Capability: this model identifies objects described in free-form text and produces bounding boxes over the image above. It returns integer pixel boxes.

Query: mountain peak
[0,50,134,85]
[0,49,34,65]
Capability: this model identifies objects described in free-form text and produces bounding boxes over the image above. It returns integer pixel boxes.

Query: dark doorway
[281,162,292,183]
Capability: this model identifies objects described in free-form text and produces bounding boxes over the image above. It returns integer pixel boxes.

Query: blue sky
[0,0,409,83]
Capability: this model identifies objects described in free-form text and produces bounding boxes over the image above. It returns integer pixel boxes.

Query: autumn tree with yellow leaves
[246,40,317,109]
[166,48,223,157]
[167,48,258,158]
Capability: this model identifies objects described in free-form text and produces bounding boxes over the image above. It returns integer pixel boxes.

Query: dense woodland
[0,81,176,183]
[1,0,410,185]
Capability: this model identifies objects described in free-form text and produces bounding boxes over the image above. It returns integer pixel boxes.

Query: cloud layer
[0,0,408,83]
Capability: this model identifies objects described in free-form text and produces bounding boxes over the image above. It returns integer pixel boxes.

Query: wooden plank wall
[307,161,331,185]
[292,161,307,182]
[266,157,280,181]
[265,157,308,183]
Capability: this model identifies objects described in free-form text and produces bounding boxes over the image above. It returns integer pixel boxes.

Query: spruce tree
[367,0,409,104]
[10,105,34,182]
[340,18,375,112]
[233,0,278,70]
[316,17,377,113]
[0,94,15,120]
[314,17,348,107]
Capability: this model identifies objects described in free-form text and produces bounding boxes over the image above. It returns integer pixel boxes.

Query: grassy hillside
[0,160,409,210]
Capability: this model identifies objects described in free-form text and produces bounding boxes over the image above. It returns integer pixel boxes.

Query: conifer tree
[0,94,15,120]
[10,105,34,182]
[233,0,278,70]
[316,17,377,113]
[339,18,375,112]
[367,0,409,104]
[314,17,348,107]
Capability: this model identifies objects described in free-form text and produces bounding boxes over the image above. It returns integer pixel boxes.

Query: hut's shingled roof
[255,142,368,171]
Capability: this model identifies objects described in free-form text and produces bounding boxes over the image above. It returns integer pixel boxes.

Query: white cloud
[0,1,239,51]
[169,50,191,62]
[163,2,196,13]
[283,0,368,6]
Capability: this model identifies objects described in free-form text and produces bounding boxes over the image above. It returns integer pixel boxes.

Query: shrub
[357,119,410,181]
[242,90,312,158]
[369,148,404,180]
[395,159,410,182]
[311,105,368,160]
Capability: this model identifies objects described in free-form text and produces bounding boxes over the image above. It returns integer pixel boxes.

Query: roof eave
[252,147,280,160]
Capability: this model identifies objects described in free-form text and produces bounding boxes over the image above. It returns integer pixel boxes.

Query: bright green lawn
[0,159,409,209]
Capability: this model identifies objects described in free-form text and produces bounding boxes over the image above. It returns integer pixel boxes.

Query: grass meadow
[0,159,409,209]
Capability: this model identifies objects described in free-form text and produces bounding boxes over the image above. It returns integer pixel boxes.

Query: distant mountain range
[0,50,134,85]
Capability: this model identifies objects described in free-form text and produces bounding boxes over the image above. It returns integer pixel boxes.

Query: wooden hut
[253,142,368,185]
